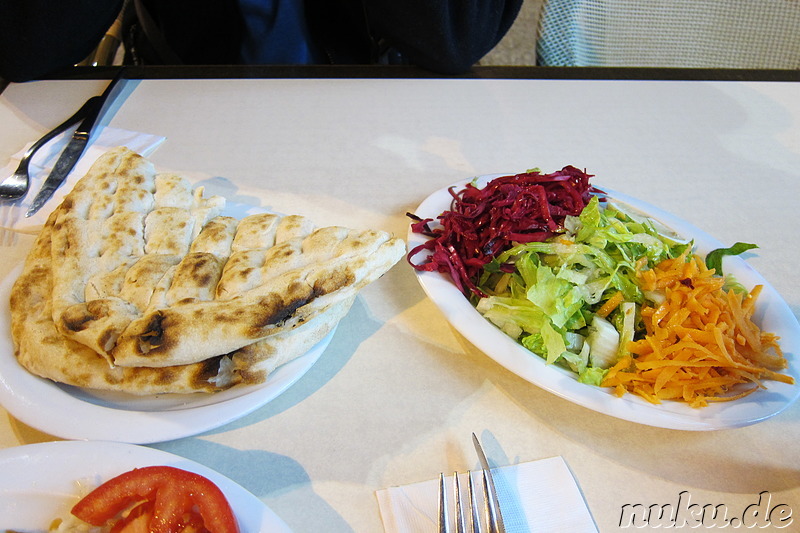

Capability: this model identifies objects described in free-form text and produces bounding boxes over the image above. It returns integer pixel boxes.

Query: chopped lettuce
[475,195,690,380]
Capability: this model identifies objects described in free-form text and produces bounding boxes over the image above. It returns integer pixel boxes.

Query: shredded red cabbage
[407,166,601,297]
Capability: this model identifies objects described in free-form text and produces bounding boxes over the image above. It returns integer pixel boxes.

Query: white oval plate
[0,440,292,532]
[0,262,334,444]
[408,176,800,431]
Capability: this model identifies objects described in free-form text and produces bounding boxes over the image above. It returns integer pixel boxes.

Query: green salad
[474,196,690,384]
[407,167,768,393]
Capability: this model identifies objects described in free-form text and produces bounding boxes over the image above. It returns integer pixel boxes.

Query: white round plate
[408,176,800,431]
[0,440,292,532]
[0,262,334,444]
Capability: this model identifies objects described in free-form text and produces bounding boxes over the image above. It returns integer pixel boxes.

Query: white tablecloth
[1,76,798,532]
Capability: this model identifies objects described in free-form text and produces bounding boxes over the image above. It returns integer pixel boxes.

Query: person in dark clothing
[0,0,523,82]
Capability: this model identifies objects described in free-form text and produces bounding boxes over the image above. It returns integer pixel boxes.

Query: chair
[536,0,800,68]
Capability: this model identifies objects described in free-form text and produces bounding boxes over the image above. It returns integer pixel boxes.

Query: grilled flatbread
[9,146,403,394]
[11,212,352,393]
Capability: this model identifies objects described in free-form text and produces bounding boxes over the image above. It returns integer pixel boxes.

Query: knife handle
[18,95,100,165]
[75,69,127,138]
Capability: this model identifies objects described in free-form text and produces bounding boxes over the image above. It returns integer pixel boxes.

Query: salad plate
[0,261,334,444]
[0,440,292,532]
[408,175,800,431]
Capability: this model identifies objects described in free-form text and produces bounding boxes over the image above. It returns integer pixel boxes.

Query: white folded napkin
[0,127,166,233]
[376,456,598,533]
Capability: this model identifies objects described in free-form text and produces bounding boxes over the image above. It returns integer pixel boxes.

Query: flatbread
[49,149,226,362]
[9,147,403,394]
[10,210,352,394]
[46,148,404,368]
[111,224,402,367]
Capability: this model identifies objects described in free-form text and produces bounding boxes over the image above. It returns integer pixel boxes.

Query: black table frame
[3,65,799,89]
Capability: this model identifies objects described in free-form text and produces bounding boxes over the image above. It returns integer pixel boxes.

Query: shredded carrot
[601,253,793,408]
[596,291,624,318]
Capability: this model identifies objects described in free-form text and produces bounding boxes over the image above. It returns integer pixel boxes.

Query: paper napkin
[377,456,598,533]
[0,127,166,233]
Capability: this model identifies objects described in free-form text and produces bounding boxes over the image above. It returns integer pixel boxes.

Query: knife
[472,433,507,533]
[25,70,127,217]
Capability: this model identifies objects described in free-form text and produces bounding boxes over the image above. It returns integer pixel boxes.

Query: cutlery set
[439,434,507,533]
[0,70,126,216]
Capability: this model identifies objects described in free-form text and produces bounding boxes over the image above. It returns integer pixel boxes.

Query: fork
[0,95,99,200]
[438,469,502,533]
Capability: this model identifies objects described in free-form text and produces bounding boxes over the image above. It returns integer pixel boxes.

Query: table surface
[1,67,799,532]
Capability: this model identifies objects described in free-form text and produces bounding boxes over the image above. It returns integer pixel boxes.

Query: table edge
[3,65,799,86]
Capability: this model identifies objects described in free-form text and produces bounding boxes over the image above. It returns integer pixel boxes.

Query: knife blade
[472,433,507,533]
[25,70,127,217]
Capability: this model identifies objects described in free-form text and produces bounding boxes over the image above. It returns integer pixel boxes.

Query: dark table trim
[9,64,800,83]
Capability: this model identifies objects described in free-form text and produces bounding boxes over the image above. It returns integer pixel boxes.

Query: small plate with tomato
[0,440,292,532]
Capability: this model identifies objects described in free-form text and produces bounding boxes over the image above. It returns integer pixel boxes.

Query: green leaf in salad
[705,242,758,275]
[704,242,759,294]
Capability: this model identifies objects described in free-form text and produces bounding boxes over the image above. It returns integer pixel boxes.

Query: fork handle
[17,95,101,171]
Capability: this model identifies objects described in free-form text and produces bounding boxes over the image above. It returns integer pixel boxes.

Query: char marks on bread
[10,147,404,394]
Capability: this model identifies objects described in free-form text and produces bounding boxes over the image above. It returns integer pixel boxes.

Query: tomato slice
[110,500,154,533]
[71,465,239,533]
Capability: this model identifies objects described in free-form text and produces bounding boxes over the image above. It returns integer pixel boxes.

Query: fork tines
[439,470,497,533]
